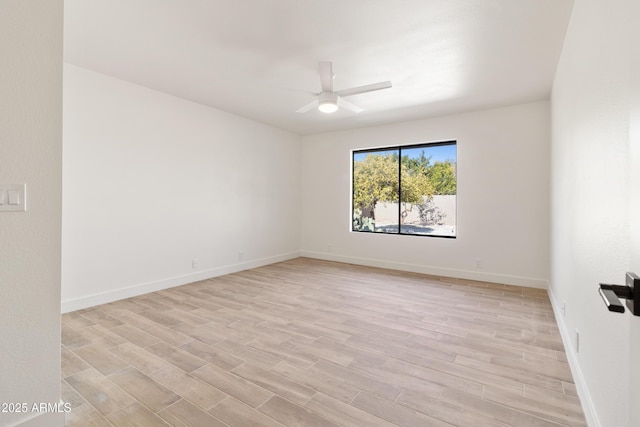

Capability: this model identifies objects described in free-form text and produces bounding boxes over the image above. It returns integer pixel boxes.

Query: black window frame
[351,140,457,238]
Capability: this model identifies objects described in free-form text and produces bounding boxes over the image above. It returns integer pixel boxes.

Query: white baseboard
[12,412,65,427]
[300,250,548,289]
[61,251,300,313]
[547,288,599,427]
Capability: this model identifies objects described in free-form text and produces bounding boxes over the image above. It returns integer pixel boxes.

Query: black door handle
[598,273,639,316]
[599,288,626,313]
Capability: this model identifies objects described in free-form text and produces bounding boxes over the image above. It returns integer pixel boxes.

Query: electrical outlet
[192,259,199,269]
[575,329,580,353]
[475,258,483,269]
[238,252,244,261]
[562,301,566,316]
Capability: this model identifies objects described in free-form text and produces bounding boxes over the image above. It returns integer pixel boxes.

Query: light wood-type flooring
[61,257,586,426]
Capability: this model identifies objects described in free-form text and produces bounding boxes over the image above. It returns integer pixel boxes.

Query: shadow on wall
[375,195,456,226]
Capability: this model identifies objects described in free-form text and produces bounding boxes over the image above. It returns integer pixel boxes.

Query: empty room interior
[2,0,640,426]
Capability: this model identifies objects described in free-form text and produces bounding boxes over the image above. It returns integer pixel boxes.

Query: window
[352,141,456,237]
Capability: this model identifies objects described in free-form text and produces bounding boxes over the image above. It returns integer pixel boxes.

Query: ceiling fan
[296,61,392,114]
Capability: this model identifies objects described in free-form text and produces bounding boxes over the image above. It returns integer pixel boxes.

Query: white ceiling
[64,0,574,135]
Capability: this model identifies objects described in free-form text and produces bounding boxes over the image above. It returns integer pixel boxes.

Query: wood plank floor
[61,257,586,426]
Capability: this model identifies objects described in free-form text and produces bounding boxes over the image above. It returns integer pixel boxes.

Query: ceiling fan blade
[336,81,392,98]
[338,98,364,113]
[319,61,334,92]
[296,100,318,113]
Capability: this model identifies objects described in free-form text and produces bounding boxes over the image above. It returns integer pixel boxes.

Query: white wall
[62,64,301,312]
[550,0,634,425]
[0,1,64,426]
[301,101,550,288]
[630,2,640,423]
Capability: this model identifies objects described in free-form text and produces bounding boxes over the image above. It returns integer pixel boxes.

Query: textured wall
[550,0,634,425]
[0,1,64,426]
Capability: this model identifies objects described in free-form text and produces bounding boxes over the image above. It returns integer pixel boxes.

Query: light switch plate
[0,184,27,212]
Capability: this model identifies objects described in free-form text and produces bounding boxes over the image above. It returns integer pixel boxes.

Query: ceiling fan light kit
[318,92,339,113]
[296,61,392,115]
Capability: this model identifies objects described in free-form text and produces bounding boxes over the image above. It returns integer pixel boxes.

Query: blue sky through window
[353,143,456,163]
